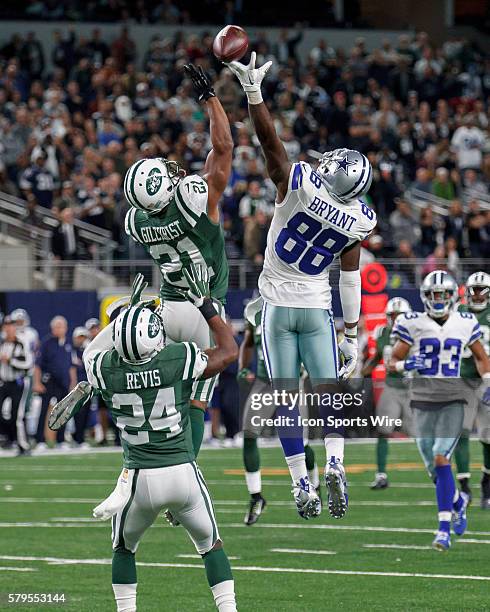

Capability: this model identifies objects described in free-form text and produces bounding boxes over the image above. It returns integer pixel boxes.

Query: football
[212,25,249,62]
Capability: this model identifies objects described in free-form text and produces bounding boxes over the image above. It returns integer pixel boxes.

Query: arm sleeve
[468,321,482,346]
[83,321,115,388]
[391,316,415,345]
[124,208,142,243]
[190,406,205,457]
[339,269,361,324]
[182,342,209,380]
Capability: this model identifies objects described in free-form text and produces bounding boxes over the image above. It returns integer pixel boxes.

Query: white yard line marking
[0,566,37,572]
[223,523,490,537]
[458,539,490,545]
[270,548,336,555]
[0,555,489,582]
[364,544,432,551]
[0,522,106,528]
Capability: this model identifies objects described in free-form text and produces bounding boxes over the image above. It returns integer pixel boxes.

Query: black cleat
[244,495,267,526]
[459,477,472,504]
[481,474,490,510]
[370,472,389,490]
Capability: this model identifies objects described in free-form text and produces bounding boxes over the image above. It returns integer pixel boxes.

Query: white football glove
[226,51,272,105]
[338,336,358,380]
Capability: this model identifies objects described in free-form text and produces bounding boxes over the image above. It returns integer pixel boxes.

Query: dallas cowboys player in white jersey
[389,270,490,550]
[227,53,376,519]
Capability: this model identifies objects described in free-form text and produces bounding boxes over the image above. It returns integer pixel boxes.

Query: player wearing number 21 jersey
[124,63,233,410]
[227,52,376,520]
[389,270,490,551]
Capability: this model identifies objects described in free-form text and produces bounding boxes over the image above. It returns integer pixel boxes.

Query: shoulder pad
[175,175,208,226]
[124,208,145,243]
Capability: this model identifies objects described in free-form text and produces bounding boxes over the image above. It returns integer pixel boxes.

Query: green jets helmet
[465,271,490,312]
[386,297,411,316]
[123,158,184,215]
[113,306,165,364]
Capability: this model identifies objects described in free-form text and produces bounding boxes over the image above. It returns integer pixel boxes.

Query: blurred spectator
[389,198,419,247]
[431,167,455,201]
[466,200,487,257]
[71,326,91,447]
[51,208,81,288]
[19,150,56,209]
[445,236,461,280]
[33,315,76,450]
[451,115,485,171]
[443,200,465,255]
[418,206,438,257]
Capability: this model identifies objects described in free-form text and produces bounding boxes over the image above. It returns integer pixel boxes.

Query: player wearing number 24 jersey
[389,270,490,551]
[227,52,376,521]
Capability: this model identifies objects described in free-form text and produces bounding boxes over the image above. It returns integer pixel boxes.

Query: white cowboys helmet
[315,148,373,204]
[465,271,490,312]
[386,297,411,317]
[113,306,165,363]
[420,270,458,319]
[124,158,184,215]
[10,308,30,326]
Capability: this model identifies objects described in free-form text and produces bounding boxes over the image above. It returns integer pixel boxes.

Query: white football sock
[245,470,262,495]
[113,583,137,612]
[285,452,307,483]
[324,436,344,465]
[308,464,320,489]
[211,579,237,611]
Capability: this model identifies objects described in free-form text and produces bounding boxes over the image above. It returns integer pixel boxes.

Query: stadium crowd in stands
[0,25,489,274]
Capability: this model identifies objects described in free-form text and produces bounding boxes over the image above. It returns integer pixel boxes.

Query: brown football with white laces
[213,25,249,62]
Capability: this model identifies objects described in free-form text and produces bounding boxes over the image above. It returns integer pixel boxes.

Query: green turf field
[0,441,489,611]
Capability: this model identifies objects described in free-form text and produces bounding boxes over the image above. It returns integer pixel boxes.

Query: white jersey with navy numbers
[259,161,377,309]
[392,310,482,404]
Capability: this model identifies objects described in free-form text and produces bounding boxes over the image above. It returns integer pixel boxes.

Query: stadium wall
[1,289,424,338]
[0,21,410,72]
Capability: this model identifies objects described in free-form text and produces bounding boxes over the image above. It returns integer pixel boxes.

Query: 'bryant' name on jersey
[126,369,162,390]
[139,220,184,243]
[307,196,357,232]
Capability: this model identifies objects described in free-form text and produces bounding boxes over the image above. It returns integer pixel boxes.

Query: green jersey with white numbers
[87,342,208,469]
[125,174,228,303]
[376,324,405,388]
[459,304,490,379]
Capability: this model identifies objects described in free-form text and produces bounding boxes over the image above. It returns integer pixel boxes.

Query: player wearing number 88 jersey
[389,270,490,551]
[226,52,377,520]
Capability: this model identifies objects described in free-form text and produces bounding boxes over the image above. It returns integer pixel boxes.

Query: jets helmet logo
[148,313,161,338]
[146,168,163,196]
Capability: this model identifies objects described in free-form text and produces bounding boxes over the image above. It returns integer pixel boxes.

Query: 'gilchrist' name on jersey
[307,197,356,232]
[139,221,184,243]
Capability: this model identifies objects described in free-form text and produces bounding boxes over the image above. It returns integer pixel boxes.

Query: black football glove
[183,64,216,102]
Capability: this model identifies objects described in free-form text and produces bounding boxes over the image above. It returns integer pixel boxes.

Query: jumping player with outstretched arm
[123,64,233,440]
[227,53,376,519]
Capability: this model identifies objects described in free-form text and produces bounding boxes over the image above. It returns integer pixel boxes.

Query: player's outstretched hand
[130,273,148,307]
[178,263,210,308]
[183,64,216,102]
[338,336,358,380]
[226,51,272,99]
[404,355,427,372]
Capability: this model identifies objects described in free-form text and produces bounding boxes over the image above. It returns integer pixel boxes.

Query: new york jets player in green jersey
[362,297,412,490]
[80,265,238,612]
[239,296,320,525]
[123,64,233,417]
[454,271,490,508]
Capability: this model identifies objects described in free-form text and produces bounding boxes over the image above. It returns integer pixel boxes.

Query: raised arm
[227,52,291,201]
[184,64,233,223]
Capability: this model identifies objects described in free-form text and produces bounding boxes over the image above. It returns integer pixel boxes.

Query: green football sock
[377,437,388,474]
[190,406,205,457]
[304,444,315,471]
[482,441,490,472]
[203,547,233,587]
[454,435,470,478]
[243,436,260,473]
[112,548,136,584]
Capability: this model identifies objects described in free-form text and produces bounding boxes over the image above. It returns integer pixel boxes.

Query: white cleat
[292,477,321,520]
[325,462,348,519]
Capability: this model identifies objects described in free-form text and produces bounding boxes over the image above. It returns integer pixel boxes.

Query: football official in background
[33,315,76,450]
[0,316,33,455]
